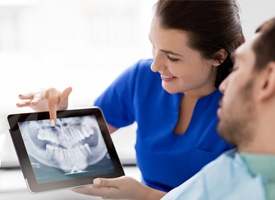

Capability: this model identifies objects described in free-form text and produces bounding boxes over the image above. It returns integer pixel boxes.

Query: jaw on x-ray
[19,115,107,174]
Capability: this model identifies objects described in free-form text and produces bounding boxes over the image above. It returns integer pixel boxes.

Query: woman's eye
[167,55,179,62]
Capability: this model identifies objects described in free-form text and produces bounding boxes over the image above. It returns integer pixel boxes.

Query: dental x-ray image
[17,115,115,184]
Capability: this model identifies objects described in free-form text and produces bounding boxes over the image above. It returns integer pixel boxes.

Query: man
[73,17,275,200]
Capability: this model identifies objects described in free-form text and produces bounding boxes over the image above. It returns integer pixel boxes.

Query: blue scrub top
[94,59,232,192]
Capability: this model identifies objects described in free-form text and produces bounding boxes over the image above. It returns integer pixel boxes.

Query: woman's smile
[161,74,177,82]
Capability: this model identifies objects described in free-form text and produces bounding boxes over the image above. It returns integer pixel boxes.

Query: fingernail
[93,178,101,185]
[50,120,55,126]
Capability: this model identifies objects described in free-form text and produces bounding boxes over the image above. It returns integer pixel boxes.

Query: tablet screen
[7,108,125,192]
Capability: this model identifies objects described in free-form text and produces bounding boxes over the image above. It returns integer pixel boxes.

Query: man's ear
[258,61,275,101]
[212,49,228,67]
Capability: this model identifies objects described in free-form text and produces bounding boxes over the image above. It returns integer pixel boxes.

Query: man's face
[217,35,259,148]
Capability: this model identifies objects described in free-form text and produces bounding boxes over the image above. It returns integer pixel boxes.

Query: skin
[218,33,275,154]
[17,87,72,125]
[149,17,226,134]
[73,27,275,200]
[217,35,258,149]
[17,87,118,132]
[15,5,275,200]
[72,176,165,200]
[17,17,226,137]
[16,13,230,200]
[150,17,219,98]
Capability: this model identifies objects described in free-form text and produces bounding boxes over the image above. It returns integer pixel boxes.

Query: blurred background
[0,0,275,164]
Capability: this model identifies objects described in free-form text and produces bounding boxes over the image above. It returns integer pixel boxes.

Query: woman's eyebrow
[160,49,182,57]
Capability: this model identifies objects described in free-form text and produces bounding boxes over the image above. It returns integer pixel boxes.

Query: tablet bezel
[7,107,125,193]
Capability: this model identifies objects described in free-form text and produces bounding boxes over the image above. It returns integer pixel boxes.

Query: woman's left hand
[72,176,166,200]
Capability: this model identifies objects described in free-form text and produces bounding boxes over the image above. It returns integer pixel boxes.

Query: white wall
[0,0,157,164]
[0,0,156,112]
[1,0,274,112]
[238,0,275,39]
[0,0,156,127]
[0,0,274,163]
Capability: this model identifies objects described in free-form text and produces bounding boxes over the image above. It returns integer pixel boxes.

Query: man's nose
[219,76,228,94]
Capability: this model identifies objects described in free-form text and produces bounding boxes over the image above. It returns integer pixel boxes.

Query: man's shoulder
[201,149,253,176]
[200,149,265,199]
[162,149,265,200]
[205,149,237,167]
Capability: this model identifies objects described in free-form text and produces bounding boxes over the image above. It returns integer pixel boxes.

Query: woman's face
[149,17,217,97]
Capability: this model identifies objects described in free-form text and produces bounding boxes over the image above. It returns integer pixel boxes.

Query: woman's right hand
[16,87,72,125]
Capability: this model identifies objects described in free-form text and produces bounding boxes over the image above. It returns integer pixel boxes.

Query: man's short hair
[253,17,275,70]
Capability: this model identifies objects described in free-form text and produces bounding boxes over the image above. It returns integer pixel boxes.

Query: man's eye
[167,55,179,62]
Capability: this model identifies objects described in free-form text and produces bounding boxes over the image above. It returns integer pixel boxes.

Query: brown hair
[154,0,245,87]
[253,17,275,70]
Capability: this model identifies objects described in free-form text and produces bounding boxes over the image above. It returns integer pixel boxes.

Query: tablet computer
[7,107,125,193]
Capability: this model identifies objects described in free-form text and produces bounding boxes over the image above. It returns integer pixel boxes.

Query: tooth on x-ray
[20,116,107,173]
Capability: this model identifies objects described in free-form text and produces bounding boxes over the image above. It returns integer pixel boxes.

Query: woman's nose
[150,50,166,72]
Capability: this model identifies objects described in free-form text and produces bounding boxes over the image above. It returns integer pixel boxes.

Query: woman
[17,0,244,193]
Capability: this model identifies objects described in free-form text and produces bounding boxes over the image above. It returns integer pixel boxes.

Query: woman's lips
[161,74,177,82]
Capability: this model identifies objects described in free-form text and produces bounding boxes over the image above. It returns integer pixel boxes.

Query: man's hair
[253,17,275,70]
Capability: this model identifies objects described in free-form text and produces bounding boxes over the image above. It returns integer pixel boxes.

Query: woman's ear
[213,49,228,67]
[258,61,275,101]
